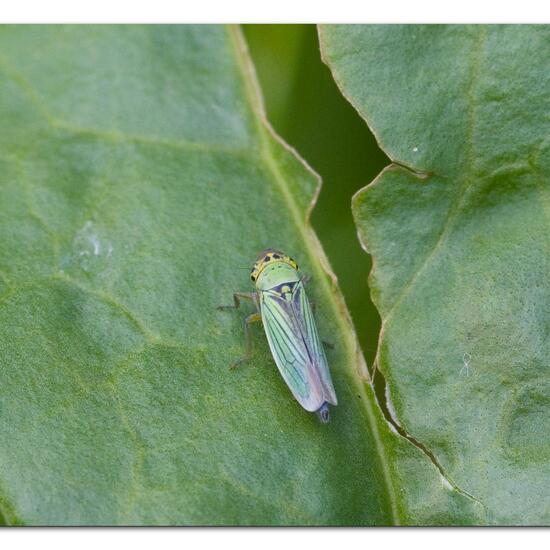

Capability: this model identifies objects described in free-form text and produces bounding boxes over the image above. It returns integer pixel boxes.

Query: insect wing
[293,281,337,405]
[260,281,337,411]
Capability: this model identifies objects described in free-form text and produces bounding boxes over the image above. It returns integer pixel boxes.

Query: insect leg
[230,312,262,370]
[217,292,256,310]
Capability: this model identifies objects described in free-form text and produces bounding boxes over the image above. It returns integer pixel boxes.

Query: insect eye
[251,274,256,282]
[272,253,280,259]
[264,256,270,262]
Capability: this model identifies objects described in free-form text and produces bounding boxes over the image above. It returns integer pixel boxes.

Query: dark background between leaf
[244,25,388,366]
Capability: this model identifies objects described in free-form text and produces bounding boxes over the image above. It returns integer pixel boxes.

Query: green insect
[218,249,338,423]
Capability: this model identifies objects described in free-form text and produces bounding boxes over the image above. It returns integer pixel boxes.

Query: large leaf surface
[0,24,402,526]
[320,24,550,524]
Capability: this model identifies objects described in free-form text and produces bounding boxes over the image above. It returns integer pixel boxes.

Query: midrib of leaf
[229,25,400,524]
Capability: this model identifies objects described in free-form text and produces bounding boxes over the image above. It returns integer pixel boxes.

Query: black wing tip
[316,402,331,424]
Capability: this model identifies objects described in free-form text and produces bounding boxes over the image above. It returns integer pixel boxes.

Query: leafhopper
[219,249,338,423]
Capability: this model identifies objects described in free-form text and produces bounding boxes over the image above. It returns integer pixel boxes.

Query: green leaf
[320,24,550,524]
[0,24,404,526]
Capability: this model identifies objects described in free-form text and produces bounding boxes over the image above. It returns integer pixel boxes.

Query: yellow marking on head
[250,249,298,283]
